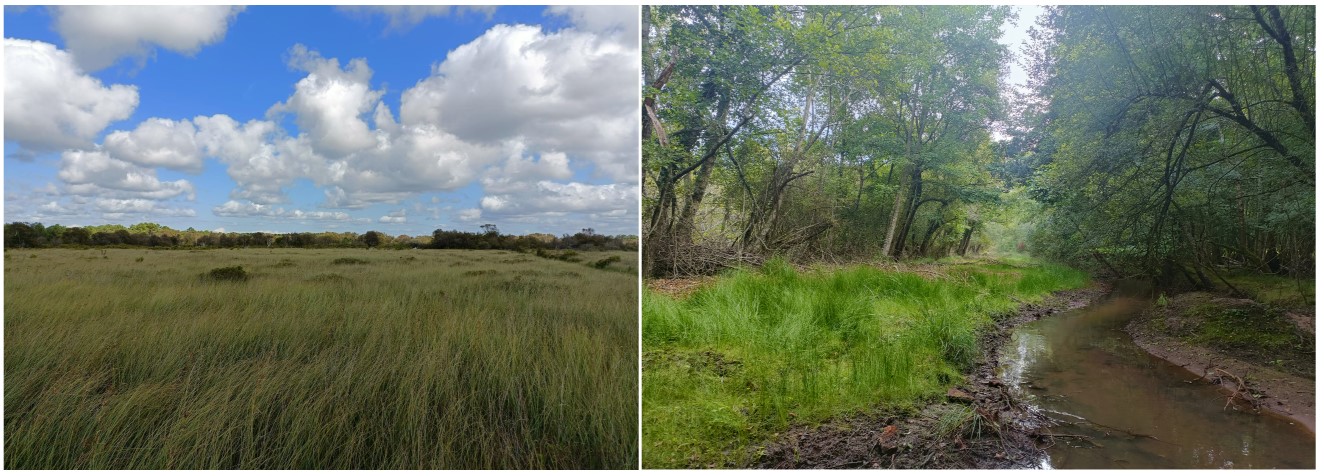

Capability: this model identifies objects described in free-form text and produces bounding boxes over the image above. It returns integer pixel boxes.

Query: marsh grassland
[5,248,637,469]
[642,258,1087,467]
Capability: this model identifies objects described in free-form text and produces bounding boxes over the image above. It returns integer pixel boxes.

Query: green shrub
[331,257,369,265]
[203,266,248,282]
[592,255,622,269]
[535,248,583,263]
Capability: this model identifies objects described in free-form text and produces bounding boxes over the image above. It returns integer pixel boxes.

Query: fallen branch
[1213,368,1261,412]
[1038,433,1093,439]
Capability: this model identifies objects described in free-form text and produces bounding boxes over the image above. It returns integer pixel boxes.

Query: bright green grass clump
[642,258,1087,468]
[5,248,637,469]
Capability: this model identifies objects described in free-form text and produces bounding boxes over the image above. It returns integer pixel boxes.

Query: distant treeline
[3,222,637,252]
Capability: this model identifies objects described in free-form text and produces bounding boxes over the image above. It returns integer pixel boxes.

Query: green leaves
[1028,6,1315,279]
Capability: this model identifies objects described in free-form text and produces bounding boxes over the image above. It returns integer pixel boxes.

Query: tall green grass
[5,248,637,469]
[642,258,1087,467]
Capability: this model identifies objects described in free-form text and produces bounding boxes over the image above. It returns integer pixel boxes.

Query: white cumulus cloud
[58,149,195,200]
[94,198,196,217]
[273,45,383,158]
[11,8,640,234]
[192,114,309,204]
[546,5,638,44]
[103,118,203,172]
[378,209,407,223]
[212,200,350,221]
[399,21,638,181]
[480,181,634,216]
[4,39,139,152]
[457,208,483,222]
[52,5,244,71]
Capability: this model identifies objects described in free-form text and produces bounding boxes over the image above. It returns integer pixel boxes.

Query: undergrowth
[642,257,1087,468]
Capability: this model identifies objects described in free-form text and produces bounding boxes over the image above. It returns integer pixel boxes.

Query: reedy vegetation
[642,258,1087,467]
[5,248,637,469]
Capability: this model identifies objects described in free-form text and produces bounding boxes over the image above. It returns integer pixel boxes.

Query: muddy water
[1001,287,1315,469]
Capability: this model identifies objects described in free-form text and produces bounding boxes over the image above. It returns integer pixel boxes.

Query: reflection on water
[1001,292,1315,469]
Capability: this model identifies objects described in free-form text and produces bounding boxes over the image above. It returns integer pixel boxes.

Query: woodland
[641,6,1314,468]
[641,5,1314,286]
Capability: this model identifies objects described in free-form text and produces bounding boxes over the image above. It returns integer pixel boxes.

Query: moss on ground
[1222,273,1314,310]
[1161,293,1314,379]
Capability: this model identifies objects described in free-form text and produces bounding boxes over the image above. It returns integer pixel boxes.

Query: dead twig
[1212,367,1261,411]
[1038,433,1093,439]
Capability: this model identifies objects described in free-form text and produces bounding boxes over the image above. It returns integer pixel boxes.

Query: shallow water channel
[1000,286,1315,469]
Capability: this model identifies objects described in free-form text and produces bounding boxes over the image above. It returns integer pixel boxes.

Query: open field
[642,258,1088,467]
[5,248,637,469]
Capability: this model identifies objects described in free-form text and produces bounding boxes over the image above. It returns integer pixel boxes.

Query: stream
[1000,285,1316,469]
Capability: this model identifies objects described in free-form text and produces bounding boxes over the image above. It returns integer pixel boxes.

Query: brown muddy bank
[1125,292,1316,433]
[756,284,1111,469]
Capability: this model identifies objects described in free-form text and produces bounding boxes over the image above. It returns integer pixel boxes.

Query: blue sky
[4,6,639,236]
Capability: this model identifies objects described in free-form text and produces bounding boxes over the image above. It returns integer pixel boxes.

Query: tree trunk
[957,225,975,256]
[891,167,925,258]
[880,165,909,258]
[675,153,717,242]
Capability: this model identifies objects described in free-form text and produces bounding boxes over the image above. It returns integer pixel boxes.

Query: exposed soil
[755,283,1111,469]
[1125,293,1316,433]
[1286,311,1316,336]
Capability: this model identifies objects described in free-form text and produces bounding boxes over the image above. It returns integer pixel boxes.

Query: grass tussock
[642,258,1087,468]
[203,266,248,282]
[6,248,637,469]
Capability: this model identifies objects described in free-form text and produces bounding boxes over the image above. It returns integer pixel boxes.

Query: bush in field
[204,266,248,282]
[592,256,622,269]
[332,257,369,265]
[535,248,582,263]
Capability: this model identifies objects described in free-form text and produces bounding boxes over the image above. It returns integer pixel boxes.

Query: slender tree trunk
[880,165,908,258]
[675,153,717,241]
[891,167,925,258]
[957,225,975,256]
